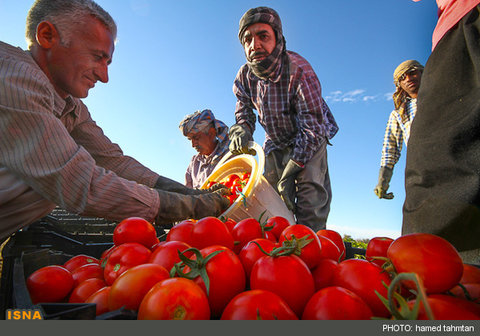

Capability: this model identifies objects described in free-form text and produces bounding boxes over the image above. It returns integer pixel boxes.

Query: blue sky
[0,0,438,239]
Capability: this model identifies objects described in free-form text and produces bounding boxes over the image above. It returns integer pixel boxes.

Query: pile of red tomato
[26,216,480,320]
[206,172,250,205]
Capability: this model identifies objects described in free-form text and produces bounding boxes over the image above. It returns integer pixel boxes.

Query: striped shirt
[380,98,417,169]
[0,41,160,240]
[233,51,338,164]
[185,137,230,189]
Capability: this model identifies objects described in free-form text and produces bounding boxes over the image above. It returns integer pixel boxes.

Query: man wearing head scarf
[404,0,480,264]
[179,109,230,189]
[230,7,338,231]
[374,60,423,199]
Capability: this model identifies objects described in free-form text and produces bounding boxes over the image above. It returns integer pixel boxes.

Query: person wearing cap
[179,109,230,189]
[404,0,480,264]
[230,7,339,231]
[374,60,423,200]
[0,0,230,241]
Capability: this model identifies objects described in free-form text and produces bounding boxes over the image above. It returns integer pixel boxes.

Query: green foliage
[343,235,369,250]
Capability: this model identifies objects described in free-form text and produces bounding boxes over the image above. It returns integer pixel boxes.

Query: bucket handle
[216,141,265,175]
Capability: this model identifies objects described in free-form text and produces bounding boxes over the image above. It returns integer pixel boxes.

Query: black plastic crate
[10,249,137,320]
[344,241,366,259]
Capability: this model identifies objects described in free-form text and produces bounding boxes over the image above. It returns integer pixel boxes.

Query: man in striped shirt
[374,60,423,200]
[230,7,339,231]
[0,0,229,242]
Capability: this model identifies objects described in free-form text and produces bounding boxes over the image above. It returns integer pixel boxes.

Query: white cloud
[325,89,393,104]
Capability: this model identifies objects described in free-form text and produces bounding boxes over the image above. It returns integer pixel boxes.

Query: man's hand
[277,159,304,211]
[374,166,394,200]
[228,124,256,155]
[374,185,394,199]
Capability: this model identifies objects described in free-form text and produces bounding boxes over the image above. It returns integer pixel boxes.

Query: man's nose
[250,37,261,50]
[95,64,109,83]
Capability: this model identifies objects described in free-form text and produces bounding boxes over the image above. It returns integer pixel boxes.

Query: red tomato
[100,245,115,268]
[264,230,277,243]
[365,237,394,267]
[311,258,339,291]
[227,194,237,205]
[241,172,251,181]
[63,254,100,272]
[231,179,243,195]
[108,263,170,311]
[150,240,167,250]
[238,238,276,278]
[428,294,480,318]
[250,254,315,317]
[265,216,291,240]
[149,241,193,273]
[103,242,152,285]
[407,295,480,320]
[223,174,240,188]
[317,235,341,261]
[460,264,480,284]
[221,289,298,320]
[332,259,391,318]
[71,263,104,288]
[138,278,210,320]
[316,229,346,261]
[182,245,246,318]
[113,217,159,249]
[85,286,111,316]
[449,283,480,301]
[387,233,463,294]
[206,180,217,188]
[190,217,234,251]
[27,265,74,304]
[166,219,195,245]
[302,286,374,320]
[232,218,264,254]
[278,225,322,270]
[68,278,106,303]
[222,218,236,233]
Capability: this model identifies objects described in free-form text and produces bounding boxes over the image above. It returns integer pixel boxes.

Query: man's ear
[36,21,60,48]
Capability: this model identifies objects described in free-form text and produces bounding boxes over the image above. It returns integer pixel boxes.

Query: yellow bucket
[201,142,296,225]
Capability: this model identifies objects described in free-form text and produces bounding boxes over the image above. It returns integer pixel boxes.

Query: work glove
[277,159,304,211]
[374,166,394,199]
[155,188,231,225]
[229,124,256,155]
[154,176,227,195]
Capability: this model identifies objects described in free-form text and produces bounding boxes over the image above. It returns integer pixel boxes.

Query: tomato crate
[344,241,366,259]
[7,249,137,320]
[0,208,166,320]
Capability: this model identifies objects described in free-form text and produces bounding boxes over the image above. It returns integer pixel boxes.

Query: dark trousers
[403,6,480,254]
[264,141,331,232]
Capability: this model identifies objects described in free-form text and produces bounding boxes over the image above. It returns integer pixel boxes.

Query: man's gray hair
[25,0,117,49]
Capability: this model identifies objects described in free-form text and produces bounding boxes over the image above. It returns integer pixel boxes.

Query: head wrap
[238,7,286,80]
[392,60,424,121]
[179,109,229,143]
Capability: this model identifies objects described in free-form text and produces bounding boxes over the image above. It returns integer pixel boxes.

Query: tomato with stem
[138,278,210,320]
